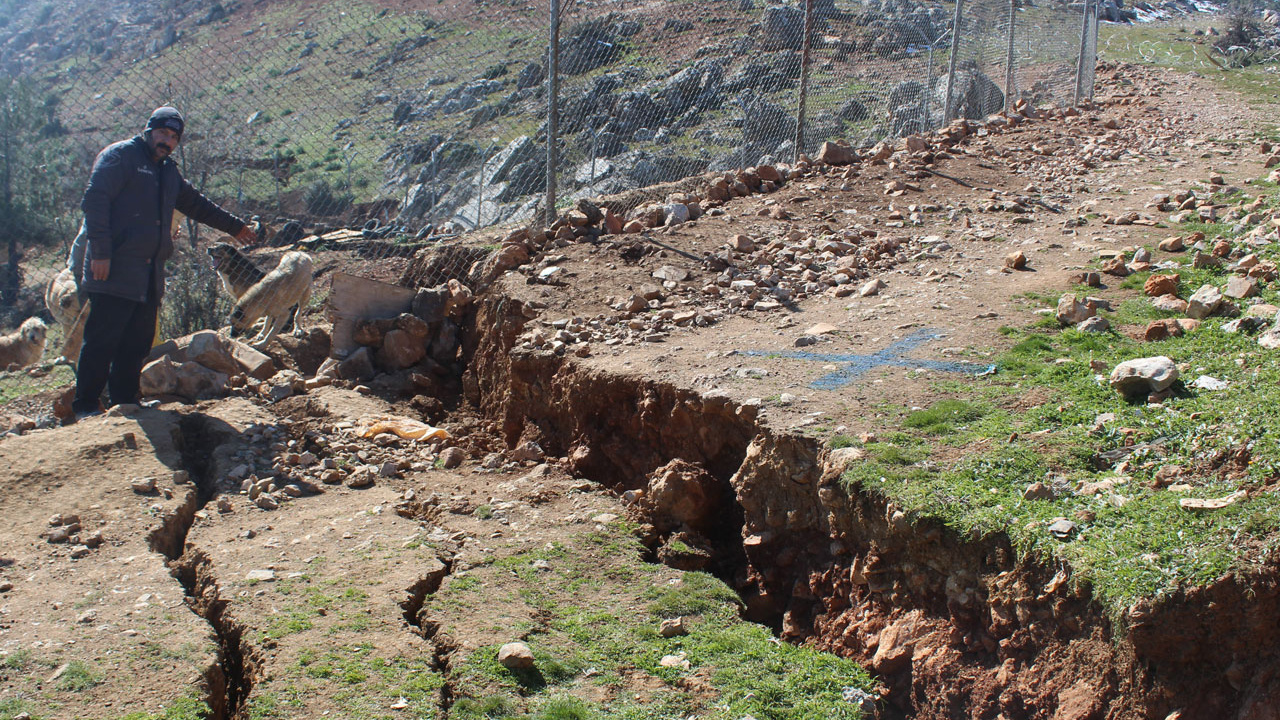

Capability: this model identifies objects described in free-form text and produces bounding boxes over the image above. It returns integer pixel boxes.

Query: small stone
[659,653,690,669]
[246,569,277,582]
[255,494,280,510]
[1076,316,1110,333]
[76,610,97,624]
[380,461,400,478]
[1023,482,1055,501]
[320,469,345,484]
[171,470,190,485]
[511,441,544,462]
[1191,376,1228,391]
[497,642,535,669]
[1179,491,1247,512]
[858,278,885,297]
[1048,518,1077,540]
[216,497,234,513]
[439,447,466,469]
[1150,294,1188,313]
[660,617,689,637]
[347,467,376,489]
[45,525,72,543]
[0,581,12,593]
[131,477,157,494]
[1004,251,1028,270]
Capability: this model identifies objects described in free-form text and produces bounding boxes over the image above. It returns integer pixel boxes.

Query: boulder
[817,141,855,165]
[645,459,720,532]
[378,329,427,370]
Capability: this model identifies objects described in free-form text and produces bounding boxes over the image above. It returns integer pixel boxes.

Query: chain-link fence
[0,0,1107,410]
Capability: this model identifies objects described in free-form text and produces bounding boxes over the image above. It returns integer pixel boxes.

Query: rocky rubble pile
[497,99,1094,355]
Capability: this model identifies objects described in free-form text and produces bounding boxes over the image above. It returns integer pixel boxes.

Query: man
[69,106,255,420]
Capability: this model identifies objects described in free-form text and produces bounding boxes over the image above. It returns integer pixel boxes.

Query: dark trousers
[72,292,159,413]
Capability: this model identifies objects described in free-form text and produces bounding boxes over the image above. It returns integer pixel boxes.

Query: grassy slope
[843,18,1280,620]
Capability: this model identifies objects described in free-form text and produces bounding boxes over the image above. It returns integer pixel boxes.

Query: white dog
[228,251,314,349]
[0,317,48,370]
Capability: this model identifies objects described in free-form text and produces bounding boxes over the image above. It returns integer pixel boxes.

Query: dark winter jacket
[71,134,245,303]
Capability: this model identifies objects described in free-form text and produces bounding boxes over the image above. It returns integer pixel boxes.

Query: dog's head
[207,242,243,270]
[18,317,47,350]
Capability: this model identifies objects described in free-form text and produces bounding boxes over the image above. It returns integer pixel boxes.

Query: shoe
[139,399,161,409]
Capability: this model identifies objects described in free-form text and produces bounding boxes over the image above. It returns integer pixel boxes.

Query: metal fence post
[545,0,560,226]
[1074,0,1091,106]
[1088,1,1099,101]
[475,151,486,230]
[794,0,814,162]
[1004,0,1017,113]
[943,0,965,124]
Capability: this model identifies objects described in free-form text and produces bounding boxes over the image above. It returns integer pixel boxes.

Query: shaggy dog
[228,250,314,349]
[0,317,48,370]
[44,267,87,366]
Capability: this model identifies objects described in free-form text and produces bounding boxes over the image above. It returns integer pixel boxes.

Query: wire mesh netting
[0,0,1107,410]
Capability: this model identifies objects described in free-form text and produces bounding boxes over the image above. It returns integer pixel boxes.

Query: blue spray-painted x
[743,328,996,390]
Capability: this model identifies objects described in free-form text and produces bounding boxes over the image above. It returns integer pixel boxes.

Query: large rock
[185,331,239,375]
[497,642,535,669]
[762,5,807,50]
[817,141,855,165]
[1056,295,1096,326]
[1143,274,1179,298]
[228,340,276,380]
[140,357,229,401]
[645,459,721,532]
[377,329,427,370]
[1186,284,1223,319]
[1109,356,1179,398]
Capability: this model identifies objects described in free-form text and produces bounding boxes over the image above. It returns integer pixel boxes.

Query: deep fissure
[400,559,457,716]
[459,292,1280,719]
[144,412,258,720]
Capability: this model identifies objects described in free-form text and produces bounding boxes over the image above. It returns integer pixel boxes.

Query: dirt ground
[2,62,1279,719]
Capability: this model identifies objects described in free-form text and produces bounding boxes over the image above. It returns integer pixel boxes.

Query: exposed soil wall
[463,293,1280,720]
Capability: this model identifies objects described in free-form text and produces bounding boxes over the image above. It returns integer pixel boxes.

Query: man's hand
[231,224,256,246]
[91,258,110,281]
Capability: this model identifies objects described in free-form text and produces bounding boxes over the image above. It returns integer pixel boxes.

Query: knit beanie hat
[146,107,184,138]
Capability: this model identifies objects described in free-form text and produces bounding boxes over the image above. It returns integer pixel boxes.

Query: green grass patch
[902,399,989,435]
[446,523,875,719]
[55,660,101,692]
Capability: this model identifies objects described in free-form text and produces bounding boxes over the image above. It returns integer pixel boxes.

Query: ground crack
[144,412,260,720]
[400,557,457,716]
